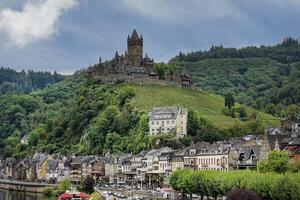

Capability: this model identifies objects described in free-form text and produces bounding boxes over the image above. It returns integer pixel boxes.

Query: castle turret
[127,29,143,67]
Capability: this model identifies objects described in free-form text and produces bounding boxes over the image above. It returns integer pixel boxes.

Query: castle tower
[127,29,143,67]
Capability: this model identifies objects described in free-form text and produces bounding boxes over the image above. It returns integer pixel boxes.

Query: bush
[43,187,54,197]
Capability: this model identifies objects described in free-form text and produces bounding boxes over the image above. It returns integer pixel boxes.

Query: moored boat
[58,189,90,200]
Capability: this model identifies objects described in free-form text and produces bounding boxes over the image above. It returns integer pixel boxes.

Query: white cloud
[0,0,78,48]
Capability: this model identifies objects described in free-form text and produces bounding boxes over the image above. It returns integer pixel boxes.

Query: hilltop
[0,73,279,158]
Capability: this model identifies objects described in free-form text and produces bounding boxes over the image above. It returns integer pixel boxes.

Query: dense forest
[0,67,65,94]
[171,37,300,64]
[170,37,300,117]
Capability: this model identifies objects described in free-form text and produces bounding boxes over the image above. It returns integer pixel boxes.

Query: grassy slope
[127,84,278,128]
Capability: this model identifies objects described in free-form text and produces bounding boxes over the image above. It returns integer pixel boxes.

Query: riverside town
[0,1,300,200]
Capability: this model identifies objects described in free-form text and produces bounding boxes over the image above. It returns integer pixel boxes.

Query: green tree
[258,150,289,173]
[118,86,135,106]
[154,62,167,79]
[60,179,71,192]
[80,176,95,194]
[225,93,235,109]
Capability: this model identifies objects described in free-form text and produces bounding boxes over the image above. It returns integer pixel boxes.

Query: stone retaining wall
[0,179,57,193]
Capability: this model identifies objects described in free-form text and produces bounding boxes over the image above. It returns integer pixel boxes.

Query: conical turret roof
[131,29,140,40]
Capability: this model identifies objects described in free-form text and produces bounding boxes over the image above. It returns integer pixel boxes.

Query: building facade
[148,107,188,138]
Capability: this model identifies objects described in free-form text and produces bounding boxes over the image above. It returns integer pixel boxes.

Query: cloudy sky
[0,0,300,74]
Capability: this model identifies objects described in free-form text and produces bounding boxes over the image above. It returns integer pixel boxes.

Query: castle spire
[131,29,140,40]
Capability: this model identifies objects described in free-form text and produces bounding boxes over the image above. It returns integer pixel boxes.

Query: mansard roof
[148,106,187,120]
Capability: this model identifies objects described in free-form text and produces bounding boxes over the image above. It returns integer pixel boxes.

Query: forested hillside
[0,74,278,159]
[170,38,300,117]
[0,67,65,94]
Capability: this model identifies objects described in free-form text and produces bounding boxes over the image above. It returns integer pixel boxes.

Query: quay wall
[0,179,57,193]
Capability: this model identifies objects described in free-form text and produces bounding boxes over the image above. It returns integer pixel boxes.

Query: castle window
[156,121,159,125]
[151,121,154,125]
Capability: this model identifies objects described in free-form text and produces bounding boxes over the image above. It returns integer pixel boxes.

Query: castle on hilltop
[88,30,192,88]
[90,30,155,75]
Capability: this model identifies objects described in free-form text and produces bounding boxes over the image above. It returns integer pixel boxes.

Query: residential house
[235,135,271,170]
[46,159,59,183]
[24,158,36,182]
[87,156,105,182]
[117,153,133,184]
[148,107,188,138]
[33,153,48,182]
[143,147,172,186]
[158,152,173,173]
[70,156,92,183]
[171,149,185,171]
[20,135,29,145]
[104,153,118,184]
[130,150,148,182]
[182,141,230,171]
[196,143,230,171]
[285,137,300,162]
[14,158,36,182]
[4,157,17,179]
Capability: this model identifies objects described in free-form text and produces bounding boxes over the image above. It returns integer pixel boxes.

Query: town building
[70,156,92,183]
[182,141,230,171]
[21,135,29,145]
[171,150,185,171]
[87,156,105,182]
[148,107,188,138]
[104,153,118,184]
[33,153,48,182]
[292,119,300,135]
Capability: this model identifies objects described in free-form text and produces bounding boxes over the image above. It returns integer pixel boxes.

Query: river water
[0,189,55,200]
